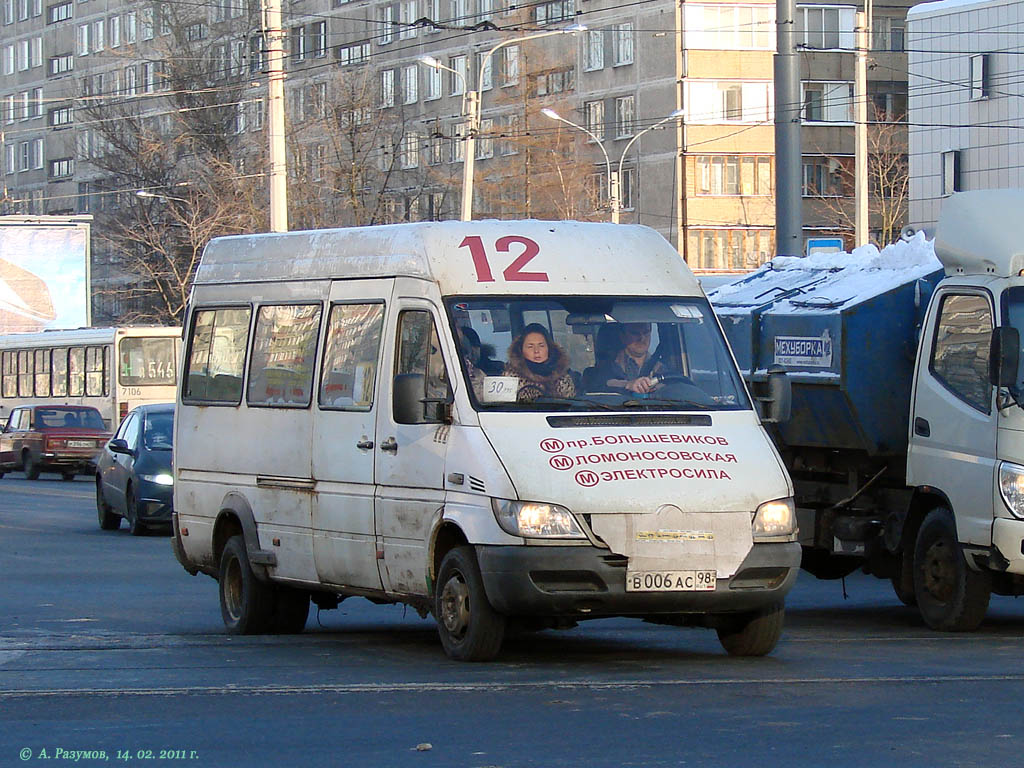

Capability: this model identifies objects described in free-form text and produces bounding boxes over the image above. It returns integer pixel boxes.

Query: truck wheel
[716,602,785,656]
[891,551,917,607]
[270,587,310,634]
[22,451,39,480]
[126,485,146,536]
[96,480,120,531]
[913,507,991,631]
[219,535,274,634]
[434,546,505,661]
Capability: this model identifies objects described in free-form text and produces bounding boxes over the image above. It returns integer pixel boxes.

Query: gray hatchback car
[95,403,174,535]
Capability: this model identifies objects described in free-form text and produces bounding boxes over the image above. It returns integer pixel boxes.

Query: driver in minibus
[596,322,665,394]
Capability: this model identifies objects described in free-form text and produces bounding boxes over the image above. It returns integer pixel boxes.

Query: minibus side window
[319,303,385,411]
[184,307,252,403]
[247,303,323,408]
[395,310,450,424]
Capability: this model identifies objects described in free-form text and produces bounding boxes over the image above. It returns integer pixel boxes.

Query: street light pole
[616,109,686,220]
[540,108,618,223]
[262,0,288,232]
[419,24,585,221]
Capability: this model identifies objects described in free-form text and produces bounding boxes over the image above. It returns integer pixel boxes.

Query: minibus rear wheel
[219,535,274,634]
[715,602,784,656]
[435,546,505,661]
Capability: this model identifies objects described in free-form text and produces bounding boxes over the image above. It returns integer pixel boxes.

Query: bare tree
[810,106,910,246]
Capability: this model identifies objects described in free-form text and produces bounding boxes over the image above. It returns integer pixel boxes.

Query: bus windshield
[446,296,750,412]
[119,337,176,387]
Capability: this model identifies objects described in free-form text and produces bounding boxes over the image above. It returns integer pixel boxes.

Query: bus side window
[52,349,68,397]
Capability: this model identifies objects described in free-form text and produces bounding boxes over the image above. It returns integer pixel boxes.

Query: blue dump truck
[710,189,1024,631]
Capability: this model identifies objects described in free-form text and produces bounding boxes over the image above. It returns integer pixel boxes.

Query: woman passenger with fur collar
[504,323,577,403]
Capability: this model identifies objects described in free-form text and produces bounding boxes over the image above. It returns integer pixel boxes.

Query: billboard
[0,217,91,334]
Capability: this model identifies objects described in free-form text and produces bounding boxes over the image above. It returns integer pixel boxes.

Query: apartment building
[907,0,1024,230]
[0,0,922,317]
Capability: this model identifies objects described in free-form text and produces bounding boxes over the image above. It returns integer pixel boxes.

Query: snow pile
[709,232,942,307]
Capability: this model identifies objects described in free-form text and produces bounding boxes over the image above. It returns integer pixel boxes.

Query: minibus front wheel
[435,546,505,661]
[715,602,784,656]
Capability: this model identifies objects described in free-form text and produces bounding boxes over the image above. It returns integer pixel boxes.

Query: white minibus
[172,221,799,660]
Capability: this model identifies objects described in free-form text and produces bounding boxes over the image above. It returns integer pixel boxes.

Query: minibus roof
[196,220,700,297]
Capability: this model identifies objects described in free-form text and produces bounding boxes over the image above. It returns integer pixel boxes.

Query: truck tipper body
[710,189,1024,631]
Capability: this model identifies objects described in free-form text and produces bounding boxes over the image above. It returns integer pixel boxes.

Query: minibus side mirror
[393,374,453,425]
[990,326,1020,389]
[762,365,792,424]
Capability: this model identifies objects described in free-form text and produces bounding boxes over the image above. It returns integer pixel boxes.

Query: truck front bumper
[992,518,1024,575]
[475,542,801,617]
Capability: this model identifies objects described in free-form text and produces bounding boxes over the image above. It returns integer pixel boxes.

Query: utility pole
[674,0,687,258]
[774,0,802,257]
[263,0,288,232]
[854,10,869,246]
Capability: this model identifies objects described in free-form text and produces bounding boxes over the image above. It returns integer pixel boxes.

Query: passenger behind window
[504,323,576,403]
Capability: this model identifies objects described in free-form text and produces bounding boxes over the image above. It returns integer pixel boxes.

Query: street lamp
[616,108,686,220]
[541,107,619,223]
[136,189,189,204]
[418,24,586,221]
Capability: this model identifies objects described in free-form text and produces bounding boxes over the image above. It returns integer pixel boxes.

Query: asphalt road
[3,475,1024,767]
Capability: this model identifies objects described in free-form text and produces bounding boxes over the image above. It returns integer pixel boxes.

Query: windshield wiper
[620,398,713,411]
[531,396,619,411]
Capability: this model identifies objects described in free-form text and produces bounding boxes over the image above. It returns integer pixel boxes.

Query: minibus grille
[546,415,712,428]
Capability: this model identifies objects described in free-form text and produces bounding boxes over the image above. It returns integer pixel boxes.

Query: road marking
[2,674,1024,699]
[0,651,26,666]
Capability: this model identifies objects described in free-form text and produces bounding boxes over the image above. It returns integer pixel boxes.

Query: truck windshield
[446,296,750,412]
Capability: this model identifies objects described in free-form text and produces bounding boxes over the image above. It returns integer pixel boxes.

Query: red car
[0,405,111,481]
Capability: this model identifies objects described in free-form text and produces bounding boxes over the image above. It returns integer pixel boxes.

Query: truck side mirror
[990,326,1020,389]
[763,365,792,423]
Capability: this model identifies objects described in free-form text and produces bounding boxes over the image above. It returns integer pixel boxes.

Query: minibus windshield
[446,296,750,412]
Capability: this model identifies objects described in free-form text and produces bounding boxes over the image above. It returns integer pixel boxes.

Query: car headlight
[491,498,585,539]
[753,498,796,540]
[140,473,174,486]
[998,462,1024,519]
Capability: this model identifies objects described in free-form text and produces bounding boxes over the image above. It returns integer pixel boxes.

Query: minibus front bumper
[475,542,801,617]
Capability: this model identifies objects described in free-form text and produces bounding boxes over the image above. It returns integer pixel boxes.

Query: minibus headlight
[492,499,585,539]
[141,473,174,486]
[998,462,1024,519]
[753,498,796,540]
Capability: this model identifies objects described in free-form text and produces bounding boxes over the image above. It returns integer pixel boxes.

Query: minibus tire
[913,507,991,631]
[715,602,784,657]
[271,587,310,634]
[219,535,274,635]
[435,546,505,662]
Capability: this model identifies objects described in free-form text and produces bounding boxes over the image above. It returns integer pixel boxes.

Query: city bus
[0,326,181,429]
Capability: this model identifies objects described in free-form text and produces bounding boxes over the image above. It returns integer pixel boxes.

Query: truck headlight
[998,462,1024,519]
[753,498,796,540]
[492,499,585,539]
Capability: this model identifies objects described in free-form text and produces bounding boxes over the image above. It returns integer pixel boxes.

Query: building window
[478,52,492,91]
[796,5,855,50]
[941,150,960,196]
[76,23,88,54]
[399,0,416,39]
[124,10,135,43]
[612,22,633,65]
[583,30,604,71]
[425,64,441,99]
[381,68,395,107]
[47,1,72,23]
[49,53,73,74]
[584,99,604,141]
[502,45,519,86]
[140,7,153,40]
[802,156,847,197]
[697,155,773,195]
[684,4,775,50]
[109,14,119,47]
[336,41,369,65]
[535,0,573,25]
[402,64,418,104]
[31,136,42,168]
[690,229,773,270]
[614,96,634,139]
[92,18,103,50]
[380,5,393,44]
[249,34,265,74]
[49,156,73,177]
[477,117,493,159]
[970,54,988,100]
[450,55,466,95]
[290,25,305,62]
[401,131,419,169]
[49,104,73,126]
[802,81,853,122]
[312,20,326,57]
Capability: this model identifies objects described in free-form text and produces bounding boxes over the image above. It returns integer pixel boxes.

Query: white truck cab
[172,220,800,660]
[906,190,1024,629]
